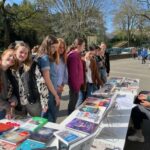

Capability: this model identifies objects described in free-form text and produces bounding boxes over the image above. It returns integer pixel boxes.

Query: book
[0,141,17,150]
[0,129,30,145]
[92,84,115,96]
[79,105,99,114]
[29,126,57,144]
[76,107,106,124]
[66,118,98,134]
[54,130,82,145]
[16,139,46,150]
[83,99,110,108]
[0,123,14,134]
[20,117,48,132]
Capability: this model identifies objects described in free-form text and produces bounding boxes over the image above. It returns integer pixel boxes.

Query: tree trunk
[4,18,10,48]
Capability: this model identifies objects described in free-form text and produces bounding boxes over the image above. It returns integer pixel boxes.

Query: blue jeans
[44,93,58,122]
[0,110,6,120]
[100,68,107,83]
[86,83,98,98]
[76,90,84,108]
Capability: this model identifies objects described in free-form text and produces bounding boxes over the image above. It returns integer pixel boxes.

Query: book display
[0,76,139,150]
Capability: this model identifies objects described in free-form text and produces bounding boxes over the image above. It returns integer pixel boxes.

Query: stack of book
[0,117,59,150]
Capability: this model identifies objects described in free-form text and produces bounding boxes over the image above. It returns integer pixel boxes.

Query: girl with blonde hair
[56,38,68,97]
[12,42,48,117]
[37,35,60,122]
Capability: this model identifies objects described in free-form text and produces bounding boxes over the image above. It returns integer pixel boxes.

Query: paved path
[56,58,150,150]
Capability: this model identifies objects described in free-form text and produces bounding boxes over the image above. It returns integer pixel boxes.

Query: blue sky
[7,0,115,33]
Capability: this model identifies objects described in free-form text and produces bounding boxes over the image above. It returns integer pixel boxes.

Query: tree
[113,0,140,46]
[136,0,150,20]
[36,0,106,45]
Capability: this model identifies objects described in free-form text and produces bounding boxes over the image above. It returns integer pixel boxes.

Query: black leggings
[131,105,149,129]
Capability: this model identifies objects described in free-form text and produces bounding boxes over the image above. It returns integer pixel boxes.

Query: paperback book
[20,117,48,132]
[79,105,99,114]
[0,129,30,145]
[66,118,98,134]
[92,84,115,96]
[29,126,57,144]
[16,139,46,150]
[54,130,82,145]
[84,99,110,108]
[0,141,17,150]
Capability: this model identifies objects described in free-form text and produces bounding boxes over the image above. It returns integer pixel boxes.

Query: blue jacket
[141,49,148,57]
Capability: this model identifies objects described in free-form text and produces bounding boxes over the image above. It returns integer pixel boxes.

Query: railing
[110,54,132,60]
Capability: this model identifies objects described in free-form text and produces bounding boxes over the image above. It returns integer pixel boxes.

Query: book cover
[76,107,106,124]
[66,118,98,134]
[29,126,57,144]
[20,117,48,132]
[76,111,99,122]
[16,139,46,150]
[54,130,82,145]
[0,123,14,134]
[0,129,30,145]
[0,141,17,150]
[79,106,99,114]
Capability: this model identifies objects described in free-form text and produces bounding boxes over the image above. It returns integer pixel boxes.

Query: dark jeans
[86,83,98,98]
[44,93,58,122]
[0,110,6,120]
[131,105,149,129]
[68,88,79,115]
[142,57,146,64]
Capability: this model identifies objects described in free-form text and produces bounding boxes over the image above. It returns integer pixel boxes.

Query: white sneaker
[128,133,145,142]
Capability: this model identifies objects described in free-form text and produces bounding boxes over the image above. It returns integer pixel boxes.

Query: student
[57,38,68,97]
[128,93,150,142]
[37,35,60,122]
[96,46,107,83]
[13,42,48,117]
[84,50,103,98]
[100,42,110,77]
[67,38,85,114]
[0,49,17,119]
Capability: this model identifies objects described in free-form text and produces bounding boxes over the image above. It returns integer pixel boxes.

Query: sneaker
[128,134,144,142]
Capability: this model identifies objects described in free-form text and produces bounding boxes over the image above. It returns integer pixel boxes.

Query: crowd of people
[0,35,110,123]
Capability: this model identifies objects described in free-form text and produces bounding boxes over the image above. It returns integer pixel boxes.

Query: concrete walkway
[56,58,150,150]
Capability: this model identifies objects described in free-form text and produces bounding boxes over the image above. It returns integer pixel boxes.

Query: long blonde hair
[38,35,59,64]
[57,38,67,64]
[14,42,32,72]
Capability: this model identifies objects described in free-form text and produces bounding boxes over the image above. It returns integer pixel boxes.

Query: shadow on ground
[125,120,150,150]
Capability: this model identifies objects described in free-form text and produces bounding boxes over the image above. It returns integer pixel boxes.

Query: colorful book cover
[16,139,46,150]
[76,111,99,122]
[20,117,48,132]
[29,126,57,144]
[0,123,14,134]
[79,106,99,114]
[66,118,98,134]
[54,130,82,145]
[0,129,30,145]
[0,141,17,150]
